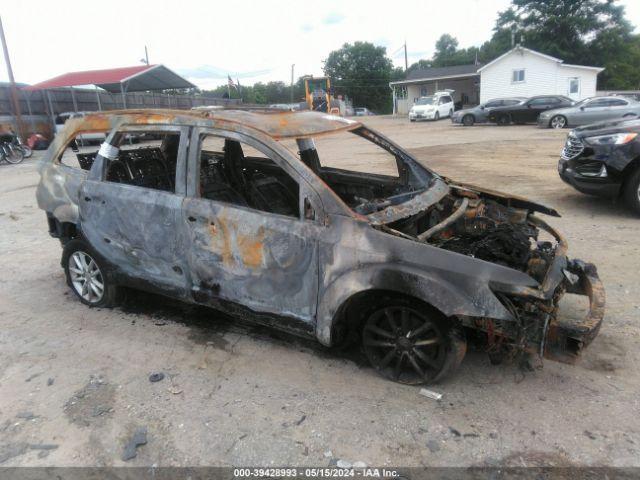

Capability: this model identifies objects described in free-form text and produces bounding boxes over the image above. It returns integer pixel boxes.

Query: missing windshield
[292,127,435,215]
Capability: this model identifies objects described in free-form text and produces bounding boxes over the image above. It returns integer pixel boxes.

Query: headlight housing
[584,132,638,146]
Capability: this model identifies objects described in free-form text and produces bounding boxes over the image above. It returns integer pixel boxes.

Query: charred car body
[37,109,605,384]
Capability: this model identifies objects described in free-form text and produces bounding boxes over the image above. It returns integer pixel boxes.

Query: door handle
[188,216,197,222]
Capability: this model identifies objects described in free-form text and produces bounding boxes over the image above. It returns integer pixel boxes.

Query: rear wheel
[497,114,511,126]
[62,239,122,307]
[550,115,567,129]
[462,114,475,126]
[623,167,640,215]
[361,300,466,384]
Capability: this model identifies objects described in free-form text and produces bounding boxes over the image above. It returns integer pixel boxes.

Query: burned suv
[37,109,605,384]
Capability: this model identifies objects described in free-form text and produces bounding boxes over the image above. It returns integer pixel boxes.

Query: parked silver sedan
[538,96,640,129]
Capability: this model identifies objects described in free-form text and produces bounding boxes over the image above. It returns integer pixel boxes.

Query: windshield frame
[289,126,448,224]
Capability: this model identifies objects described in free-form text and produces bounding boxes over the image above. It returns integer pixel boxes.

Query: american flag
[228,75,238,90]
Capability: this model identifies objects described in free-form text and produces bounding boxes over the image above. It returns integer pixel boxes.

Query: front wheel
[434,112,440,121]
[550,115,567,129]
[362,301,466,384]
[462,114,475,126]
[62,239,122,307]
[623,167,640,215]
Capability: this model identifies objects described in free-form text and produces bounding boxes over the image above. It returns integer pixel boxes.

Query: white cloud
[0,0,637,88]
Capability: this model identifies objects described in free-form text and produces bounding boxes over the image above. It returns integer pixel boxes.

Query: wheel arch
[315,264,510,346]
[550,114,568,128]
[620,155,640,194]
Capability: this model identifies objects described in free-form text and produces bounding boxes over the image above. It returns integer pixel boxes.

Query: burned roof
[67,109,362,139]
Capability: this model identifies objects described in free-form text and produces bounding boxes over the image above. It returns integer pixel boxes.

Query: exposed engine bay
[384,190,555,279]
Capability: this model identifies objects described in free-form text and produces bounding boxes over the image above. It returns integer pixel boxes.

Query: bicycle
[13,134,32,158]
[0,140,25,164]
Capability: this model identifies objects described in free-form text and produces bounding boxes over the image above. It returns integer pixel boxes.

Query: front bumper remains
[543,259,605,363]
[494,216,605,364]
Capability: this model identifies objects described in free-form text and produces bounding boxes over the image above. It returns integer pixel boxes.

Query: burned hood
[445,180,560,217]
[366,179,450,225]
[365,177,558,226]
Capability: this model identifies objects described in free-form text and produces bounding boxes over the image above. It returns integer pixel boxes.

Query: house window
[420,86,428,96]
[569,77,580,94]
[512,69,525,83]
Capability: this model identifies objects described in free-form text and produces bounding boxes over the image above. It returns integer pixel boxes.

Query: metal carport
[22,64,195,121]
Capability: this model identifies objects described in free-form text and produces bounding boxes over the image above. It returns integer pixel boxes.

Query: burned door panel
[79,181,189,296]
[182,198,319,322]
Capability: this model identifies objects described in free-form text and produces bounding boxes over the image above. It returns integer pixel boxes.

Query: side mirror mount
[304,197,316,221]
[480,105,485,110]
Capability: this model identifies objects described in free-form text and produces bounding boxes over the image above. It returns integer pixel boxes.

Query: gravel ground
[0,116,638,467]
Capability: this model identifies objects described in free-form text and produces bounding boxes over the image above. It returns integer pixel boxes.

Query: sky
[1,0,639,89]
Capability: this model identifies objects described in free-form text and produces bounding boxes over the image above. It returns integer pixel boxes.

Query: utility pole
[0,16,24,138]
[290,64,295,104]
[145,46,149,65]
[404,41,408,72]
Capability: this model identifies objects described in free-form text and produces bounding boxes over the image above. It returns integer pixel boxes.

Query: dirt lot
[1,116,639,467]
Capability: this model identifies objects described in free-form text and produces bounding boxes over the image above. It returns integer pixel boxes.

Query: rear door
[523,97,553,122]
[79,124,191,297]
[439,95,453,116]
[605,98,636,121]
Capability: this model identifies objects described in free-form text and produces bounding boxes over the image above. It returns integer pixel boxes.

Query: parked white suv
[409,91,455,122]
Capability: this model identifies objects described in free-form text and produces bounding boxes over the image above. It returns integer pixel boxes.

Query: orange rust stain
[237,227,265,269]
[206,214,264,269]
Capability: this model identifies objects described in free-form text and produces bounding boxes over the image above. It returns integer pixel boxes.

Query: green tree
[323,41,394,113]
[432,34,459,66]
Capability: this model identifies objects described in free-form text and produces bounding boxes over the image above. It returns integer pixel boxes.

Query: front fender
[315,263,514,346]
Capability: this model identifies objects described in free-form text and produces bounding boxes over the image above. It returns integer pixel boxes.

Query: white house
[390,45,604,114]
[477,45,604,103]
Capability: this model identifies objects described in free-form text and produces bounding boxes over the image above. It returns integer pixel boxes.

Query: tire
[496,114,511,126]
[3,144,24,164]
[62,239,122,307]
[410,119,416,122]
[449,109,453,118]
[434,112,440,121]
[361,297,466,385]
[20,145,32,158]
[462,114,475,126]
[550,115,567,129]
[623,167,640,215]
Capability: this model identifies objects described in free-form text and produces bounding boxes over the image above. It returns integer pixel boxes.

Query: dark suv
[488,95,574,125]
[558,118,640,213]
